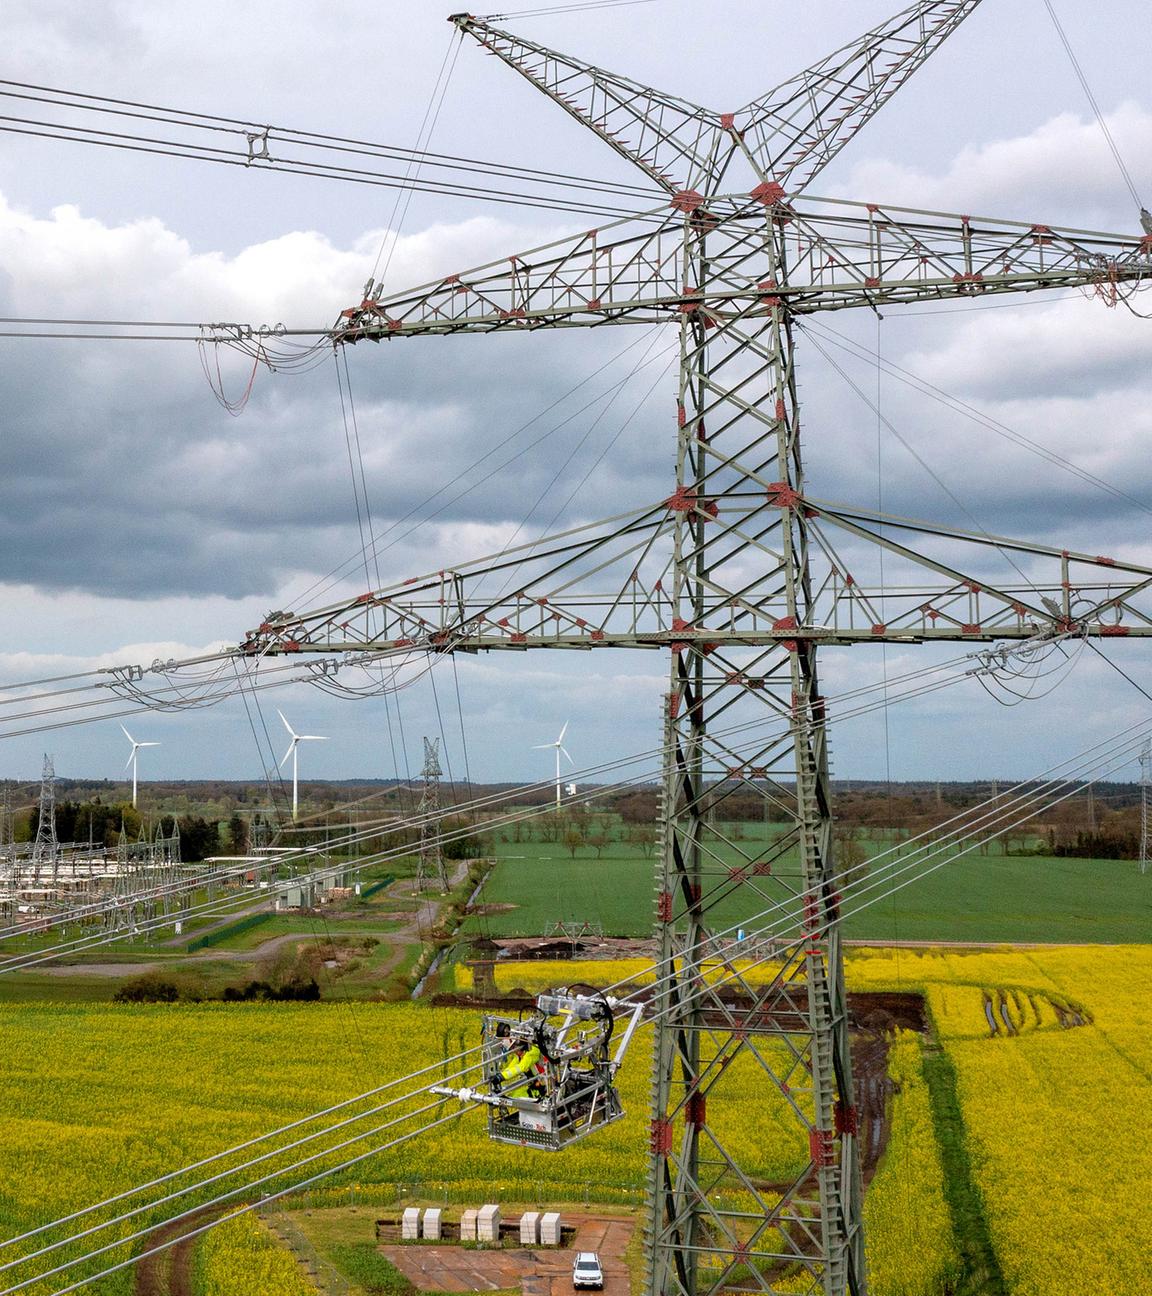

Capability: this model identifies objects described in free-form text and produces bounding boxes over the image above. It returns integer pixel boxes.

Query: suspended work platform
[433,990,644,1151]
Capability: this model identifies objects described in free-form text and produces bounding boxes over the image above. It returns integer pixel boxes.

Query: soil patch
[135,1207,227,1296]
[381,1214,633,1296]
[434,987,927,1036]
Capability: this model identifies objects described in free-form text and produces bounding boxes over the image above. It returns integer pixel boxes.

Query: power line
[0,119,657,223]
[0,78,665,222]
[8,706,1149,1296]
[1039,0,1145,212]
[0,641,1056,963]
[486,0,659,16]
[0,77,658,197]
[801,316,1152,520]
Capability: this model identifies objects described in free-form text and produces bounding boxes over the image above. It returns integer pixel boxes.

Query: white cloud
[835,102,1152,230]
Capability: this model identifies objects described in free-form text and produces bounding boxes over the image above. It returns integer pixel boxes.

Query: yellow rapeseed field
[193,1213,314,1296]
[3,945,1149,1295]
[0,999,805,1296]
[861,1031,960,1296]
[485,946,1152,1295]
[846,945,1152,1296]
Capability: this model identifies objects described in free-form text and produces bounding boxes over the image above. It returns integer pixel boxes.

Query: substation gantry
[242,4,1152,1294]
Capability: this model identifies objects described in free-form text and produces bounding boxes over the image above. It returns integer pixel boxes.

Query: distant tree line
[19,799,248,863]
[114,973,321,1004]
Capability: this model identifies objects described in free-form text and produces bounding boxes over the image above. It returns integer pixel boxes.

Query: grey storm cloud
[2,0,1152,783]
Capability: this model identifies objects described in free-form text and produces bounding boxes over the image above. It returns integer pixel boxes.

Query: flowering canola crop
[193,1213,314,1296]
[2,944,1149,1295]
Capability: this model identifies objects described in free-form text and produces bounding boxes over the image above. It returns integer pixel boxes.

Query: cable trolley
[433,989,644,1151]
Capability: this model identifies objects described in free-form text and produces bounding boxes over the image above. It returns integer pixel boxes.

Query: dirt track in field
[134,1208,227,1296]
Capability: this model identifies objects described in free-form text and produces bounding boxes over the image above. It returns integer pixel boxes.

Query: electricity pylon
[1140,741,1151,876]
[31,754,59,885]
[417,737,450,892]
[243,5,1152,1294]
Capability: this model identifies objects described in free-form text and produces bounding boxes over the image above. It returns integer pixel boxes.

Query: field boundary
[921,1040,1008,1296]
[186,912,274,953]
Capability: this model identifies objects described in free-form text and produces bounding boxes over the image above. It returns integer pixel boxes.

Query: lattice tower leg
[644,218,865,1296]
[417,789,449,894]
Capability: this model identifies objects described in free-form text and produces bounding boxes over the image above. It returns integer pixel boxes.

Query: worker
[497,1034,546,1100]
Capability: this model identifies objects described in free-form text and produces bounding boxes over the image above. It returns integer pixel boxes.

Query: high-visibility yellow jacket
[500,1044,543,1087]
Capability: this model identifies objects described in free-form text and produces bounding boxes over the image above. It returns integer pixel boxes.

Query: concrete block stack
[460,1208,479,1241]
[401,1207,421,1241]
[477,1204,501,1242]
[519,1211,540,1245]
[539,1211,562,1246]
[422,1207,442,1240]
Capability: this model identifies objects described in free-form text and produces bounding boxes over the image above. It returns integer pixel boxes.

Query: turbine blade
[561,747,574,764]
[277,709,297,739]
[120,724,135,744]
[280,743,295,769]
[140,742,160,748]
[558,720,569,743]
[300,735,328,742]
[124,753,134,771]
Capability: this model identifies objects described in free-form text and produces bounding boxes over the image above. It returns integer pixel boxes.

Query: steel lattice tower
[1140,740,1151,876]
[418,736,450,892]
[0,782,12,853]
[31,754,59,882]
[241,5,1152,1293]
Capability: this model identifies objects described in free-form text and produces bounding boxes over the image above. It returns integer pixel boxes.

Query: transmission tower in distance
[417,737,449,892]
[31,754,59,883]
[0,782,12,855]
[244,5,1152,1294]
[1140,741,1151,876]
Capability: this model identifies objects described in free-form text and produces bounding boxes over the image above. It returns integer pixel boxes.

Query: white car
[572,1252,604,1290]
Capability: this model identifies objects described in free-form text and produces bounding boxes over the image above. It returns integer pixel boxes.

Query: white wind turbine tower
[277,710,329,820]
[120,725,160,809]
[533,721,573,810]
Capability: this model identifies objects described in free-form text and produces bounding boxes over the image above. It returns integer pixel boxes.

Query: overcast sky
[2,0,1152,793]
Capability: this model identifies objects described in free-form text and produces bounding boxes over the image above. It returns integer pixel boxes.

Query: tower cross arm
[449,14,731,196]
[337,195,1152,340]
[736,0,986,194]
[337,206,696,341]
[770,197,1152,311]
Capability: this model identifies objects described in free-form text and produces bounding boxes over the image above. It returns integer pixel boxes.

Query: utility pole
[243,6,1152,1294]
[417,737,449,892]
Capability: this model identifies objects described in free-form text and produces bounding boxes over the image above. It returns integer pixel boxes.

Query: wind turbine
[277,711,328,820]
[120,725,159,809]
[533,722,573,810]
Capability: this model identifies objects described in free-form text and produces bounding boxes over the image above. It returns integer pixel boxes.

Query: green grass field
[200,912,406,952]
[465,826,1152,943]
